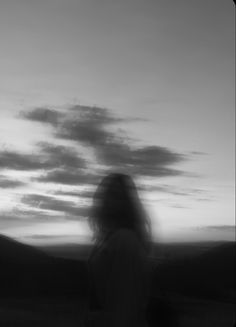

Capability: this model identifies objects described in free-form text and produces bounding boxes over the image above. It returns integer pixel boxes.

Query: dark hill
[0,235,88,297]
[0,236,235,301]
[0,234,53,264]
[153,242,235,301]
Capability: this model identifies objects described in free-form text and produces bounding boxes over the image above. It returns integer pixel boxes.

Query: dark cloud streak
[19,104,187,179]
[0,151,46,171]
[55,189,95,199]
[97,143,184,177]
[34,169,101,186]
[22,193,89,218]
[199,225,236,233]
[37,142,86,169]
[0,175,25,188]
[20,107,63,126]
[0,143,86,171]
[138,184,205,197]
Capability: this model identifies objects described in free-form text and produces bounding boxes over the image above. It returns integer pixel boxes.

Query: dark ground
[0,295,235,327]
[0,235,235,327]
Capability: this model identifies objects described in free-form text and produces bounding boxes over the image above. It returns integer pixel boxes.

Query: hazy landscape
[0,234,235,327]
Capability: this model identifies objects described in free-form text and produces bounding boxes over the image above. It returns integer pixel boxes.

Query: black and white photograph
[0,0,235,326]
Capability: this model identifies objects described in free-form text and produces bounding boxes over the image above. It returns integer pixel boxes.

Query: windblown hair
[89,173,151,251]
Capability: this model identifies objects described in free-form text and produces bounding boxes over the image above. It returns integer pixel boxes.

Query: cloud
[26,234,61,240]
[0,175,25,188]
[58,105,185,177]
[13,207,60,219]
[35,169,101,186]
[23,233,87,240]
[22,193,89,218]
[0,150,46,171]
[22,105,138,145]
[138,184,205,197]
[96,143,184,177]
[190,151,207,156]
[133,146,184,166]
[20,107,63,126]
[0,209,56,229]
[57,105,143,146]
[0,143,86,171]
[19,104,187,179]
[55,189,95,199]
[69,105,117,123]
[199,225,236,233]
[138,184,186,194]
[196,198,214,202]
[170,204,189,209]
[69,105,143,125]
[20,233,92,244]
[37,142,86,170]
[58,107,117,146]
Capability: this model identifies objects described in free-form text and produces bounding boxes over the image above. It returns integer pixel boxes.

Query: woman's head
[89,173,151,248]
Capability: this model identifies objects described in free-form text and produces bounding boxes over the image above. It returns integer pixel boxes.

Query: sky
[0,0,235,244]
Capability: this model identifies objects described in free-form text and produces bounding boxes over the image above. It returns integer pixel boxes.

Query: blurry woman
[85,173,152,327]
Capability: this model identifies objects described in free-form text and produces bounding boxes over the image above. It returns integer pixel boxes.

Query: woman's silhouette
[85,173,152,327]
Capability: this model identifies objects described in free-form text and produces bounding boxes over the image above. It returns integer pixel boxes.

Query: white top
[86,228,150,327]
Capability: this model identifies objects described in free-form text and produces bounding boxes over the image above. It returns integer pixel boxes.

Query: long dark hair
[89,173,151,251]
